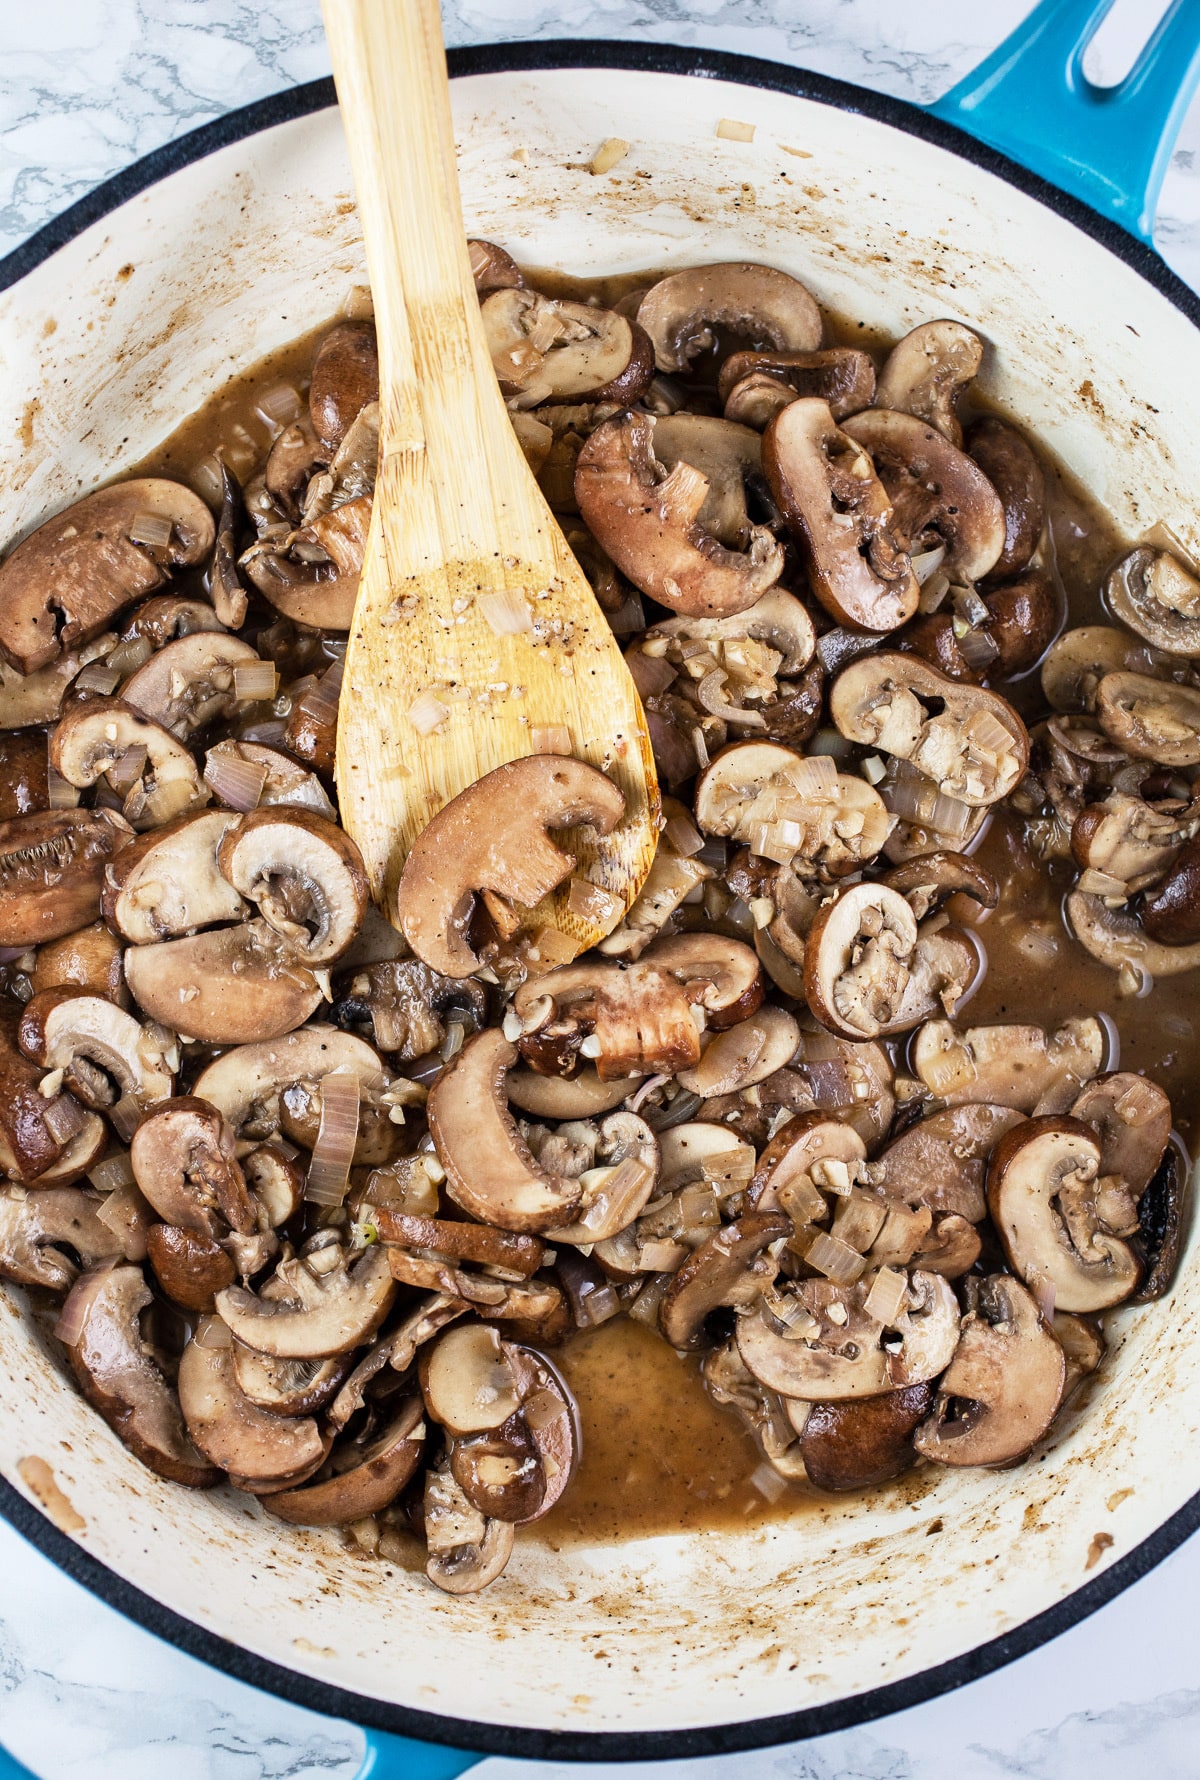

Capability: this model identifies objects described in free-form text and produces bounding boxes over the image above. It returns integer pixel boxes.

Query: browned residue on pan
[18,1456,85,1534]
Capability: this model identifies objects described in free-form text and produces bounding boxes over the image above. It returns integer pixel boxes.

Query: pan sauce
[115,281,1198,1545]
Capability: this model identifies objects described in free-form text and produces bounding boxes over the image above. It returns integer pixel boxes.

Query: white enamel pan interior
[0,45,1198,1764]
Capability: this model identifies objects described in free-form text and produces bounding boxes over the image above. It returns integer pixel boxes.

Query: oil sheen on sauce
[133,281,1198,1544]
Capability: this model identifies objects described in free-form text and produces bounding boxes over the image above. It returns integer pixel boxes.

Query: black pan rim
[1,34,1198,1766]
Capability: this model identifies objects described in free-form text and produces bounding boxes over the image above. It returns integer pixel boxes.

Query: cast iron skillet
[2,4,1200,1773]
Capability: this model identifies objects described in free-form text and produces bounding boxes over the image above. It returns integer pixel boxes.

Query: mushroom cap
[718,348,876,422]
[102,809,245,944]
[240,494,372,631]
[123,920,322,1045]
[216,1243,395,1359]
[1095,670,1200,767]
[1040,624,1166,714]
[309,320,379,454]
[802,883,918,1041]
[429,1029,583,1234]
[421,1322,523,1436]
[130,1095,254,1236]
[987,1115,1142,1312]
[797,1382,935,1492]
[395,754,625,978]
[659,1210,790,1348]
[146,1223,237,1312]
[423,1459,515,1594]
[60,1263,218,1487]
[0,480,214,675]
[1067,887,1200,978]
[1141,836,1200,946]
[841,409,1006,582]
[217,806,368,965]
[0,808,132,948]
[120,631,260,739]
[230,1346,349,1417]
[636,262,822,374]
[875,1102,1024,1222]
[19,986,175,1109]
[269,1398,426,1526]
[1106,547,1200,658]
[0,1184,123,1290]
[875,320,983,446]
[449,1412,545,1523]
[914,1273,1066,1468]
[1070,792,1197,895]
[1069,1072,1172,1199]
[965,416,1047,581]
[694,739,890,871]
[644,585,817,679]
[191,1025,386,1137]
[177,1327,329,1484]
[675,1004,801,1098]
[749,1109,867,1211]
[504,1064,635,1119]
[482,286,653,409]
[762,398,920,631]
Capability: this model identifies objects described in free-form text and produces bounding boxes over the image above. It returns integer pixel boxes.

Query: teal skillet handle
[928,0,1200,243]
[357,1729,480,1779]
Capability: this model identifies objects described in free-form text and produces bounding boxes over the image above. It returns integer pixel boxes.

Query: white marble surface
[5,1,1200,1776]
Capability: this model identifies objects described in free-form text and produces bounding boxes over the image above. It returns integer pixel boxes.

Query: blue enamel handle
[928,0,1200,242]
[357,1730,479,1778]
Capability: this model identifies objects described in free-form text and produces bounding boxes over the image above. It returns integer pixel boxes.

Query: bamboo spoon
[321,0,659,957]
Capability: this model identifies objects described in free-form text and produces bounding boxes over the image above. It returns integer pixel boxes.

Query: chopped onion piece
[96,1183,149,1259]
[305,1071,361,1206]
[43,1093,88,1145]
[204,748,268,812]
[531,724,572,756]
[194,1314,233,1350]
[957,626,1001,669]
[128,511,174,550]
[951,584,990,628]
[47,765,79,810]
[567,878,624,926]
[190,456,225,507]
[716,117,755,143]
[255,382,302,427]
[805,1231,868,1285]
[139,780,195,826]
[1029,1269,1057,1325]
[663,814,705,857]
[882,763,972,839]
[522,1388,567,1432]
[638,1239,689,1273]
[590,136,630,174]
[75,663,121,696]
[88,1152,135,1194]
[53,1279,94,1346]
[627,650,676,699]
[300,658,344,726]
[918,570,951,613]
[749,1461,787,1501]
[580,1282,621,1326]
[863,1267,909,1327]
[911,544,946,587]
[407,690,449,736]
[109,1095,145,1143]
[105,744,148,795]
[479,589,532,636]
[233,660,278,701]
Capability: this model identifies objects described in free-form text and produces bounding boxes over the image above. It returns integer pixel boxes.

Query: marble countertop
[4,1,1200,1776]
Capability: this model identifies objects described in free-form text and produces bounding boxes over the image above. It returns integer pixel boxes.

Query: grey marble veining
[5,1,1200,1777]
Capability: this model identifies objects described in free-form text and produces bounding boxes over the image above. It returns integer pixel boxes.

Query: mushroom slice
[796,1382,935,1491]
[543,1112,659,1243]
[373,1210,546,1303]
[240,495,372,631]
[987,1116,1142,1312]
[329,1292,469,1431]
[503,1344,579,1522]
[842,410,1005,582]
[1040,624,1168,715]
[0,808,132,947]
[469,238,523,295]
[718,348,876,423]
[659,1210,790,1348]
[395,755,624,978]
[120,633,261,740]
[803,882,978,1041]
[912,1016,1105,1111]
[0,480,215,675]
[216,808,367,965]
[881,850,999,921]
[911,1214,982,1279]
[230,1347,349,1417]
[192,1026,385,1139]
[59,1263,218,1486]
[1069,1073,1172,1199]
[645,586,816,678]
[675,1005,800,1098]
[204,740,336,820]
[875,1103,1025,1222]
[749,1110,866,1215]
[762,399,919,631]
[50,698,208,830]
[505,1066,635,1119]
[649,414,765,549]
[429,1029,582,1234]
[1134,1141,1189,1303]
[449,1412,544,1524]
[1071,793,1198,895]
[216,1243,395,1359]
[636,262,821,374]
[834,654,1028,806]
[1142,836,1200,946]
[1067,888,1200,979]
[210,463,249,630]
[482,287,653,409]
[874,321,983,446]
[423,1457,515,1594]
[965,417,1047,580]
[0,729,48,819]
[177,1324,328,1484]
[421,1322,523,1435]
[19,987,175,1111]
[694,741,890,873]
[0,1185,124,1289]
[333,958,486,1060]
[130,1096,255,1236]
[102,810,245,944]
[914,1273,1065,1467]
[309,320,379,454]
[575,413,785,619]
[0,649,102,732]
[1106,547,1200,658]
[269,1398,426,1526]
[1095,671,1200,767]
[146,1224,237,1312]
[124,921,322,1045]
[1053,1311,1105,1404]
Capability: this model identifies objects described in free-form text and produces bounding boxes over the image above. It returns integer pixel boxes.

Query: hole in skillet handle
[356,1729,480,1778]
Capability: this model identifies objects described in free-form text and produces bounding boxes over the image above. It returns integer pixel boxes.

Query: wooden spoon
[321,0,659,957]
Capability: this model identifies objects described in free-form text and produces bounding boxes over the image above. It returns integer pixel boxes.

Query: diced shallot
[663,814,705,857]
[479,589,533,636]
[863,1267,909,1327]
[531,724,572,756]
[305,1070,362,1206]
[88,1152,135,1194]
[128,511,174,551]
[805,1230,868,1286]
[407,690,449,736]
[203,748,267,813]
[232,660,278,701]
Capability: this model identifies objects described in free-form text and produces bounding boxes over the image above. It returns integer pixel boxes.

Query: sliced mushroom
[0,1185,124,1289]
[1094,671,1200,767]
[1134,1141,1188,1302]
[120,595,227,648]
[230,1346,348,1417]
[675,1005,800,1098]
[102,809,245,943]
[736,1269,957,1400]
[914,1273,1065,1467]
[659,1211,789,1348]
[541,1112,658,1243]
[1052,1311,1105,1404]
[505,1066,634,1119]
[59,1263,218,1486]
[981,572,1061,678]
[177,1325,328,1484]
[875,1103,1024,1222]
[120,632,260,740]
[763,399,919,631]
[309,321,379,454]
[646,414,768,550]
[204,739,336,820]
[482,287,653,409]
[0,649,102,732]
[423,1457,515,1594]
[912,1016,1105,1111]
[130,1096,254,1236]
[209,463,250,630]
[50,698,208,831]
[123,921,322,1045]
[831,654,1029,805]
[881,850,999,920]
[965,417,1047,580]
[1141,837,1200,945]
[269,1398,426,1526]
[636,263,821,374]
[19,987,175,1110]
[1106,547,1200,658]
[216,1243,395,1358]
[575,413,785,619]
[0,481,215,675]
[749,1110,866,1213]
[216,807,367,965]
[841,410,1005,582]
[32,921,127,1007]
[328,1292,469,1431]
[146,1224,236,1312]
[0,808,132,946]
[803,882,978,1041]
[395,755,624,978]
[874,321,983,446]
[1067,888,1200,978]
[421,1322,522,1435]
[192,1026,385,1139]
[469,238,523,295]
[1040,624,1169,714]
[797,1383,935,1492]
[1071,792,1198,895]
[429,1029,582,1234]
[240,493,372,632]
[645,586,817,681]
[718,348,876,424]
[987,1116,1142,1311]
[1069,1073,1172,1198]
[694,741,890,873]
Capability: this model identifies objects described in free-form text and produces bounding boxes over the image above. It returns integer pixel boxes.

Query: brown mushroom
[649,413,767,549]
[914,1273,1065,1467]
[0,1184,125,1289]
[881,850,999,920]
[215,807,367,965]
[718,348,876,424]
[1067,888,1200,979]
[875,1103,1024,1222]
[1142,837,1200,945]
[395,755,624,978]
[469,239,523,295]
[1040,624,1168,714]
[31,921,127,1006]
[912,1016,1105,1110]
[1106,547,1200,658]
[842,410,1005,583]
[269,1398,426,1526]
[694,740,890,873]
[482,287,653,408]
[1134,1141,1188,1302]
[421,1322,523,1435]
[762,398,919,631]
[1070,792,1198,895]
[803,881,978,1041]
[120,632,261,740]
[123,921,322,1045]
[983,572,1061,678]
[19,987,175,1111]
[423,1456,515,1594]
[965,417,1047,580]
[309,321,379,454]
[216,1243,395,1359]
[177,1323,329,1486]
[0,481,215,675]
[1095,671,1200,767]
[675,1005,801,1098]
[797,1383,935,1491]
[874,320,983,446]
[328,1292,468,1432]
[130,1096,254,1236]
[146,1224,236,1311]
[58,1263,218,1486]
[574,413,785,619]
[636,263,821,373]
[504,1066,635,1119]
[1069,1073,1172,1198]
[659,1210,790,1348]
[240,493,371,632]
[191,1025,387,1140]
[50,698,208,830]
[102,809,244,945]
[0,808,132,947]
[736,1269,958,1400]
[449,1412,543,1524]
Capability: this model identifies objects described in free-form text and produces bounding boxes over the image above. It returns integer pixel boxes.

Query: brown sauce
[125,275,1197,1544]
